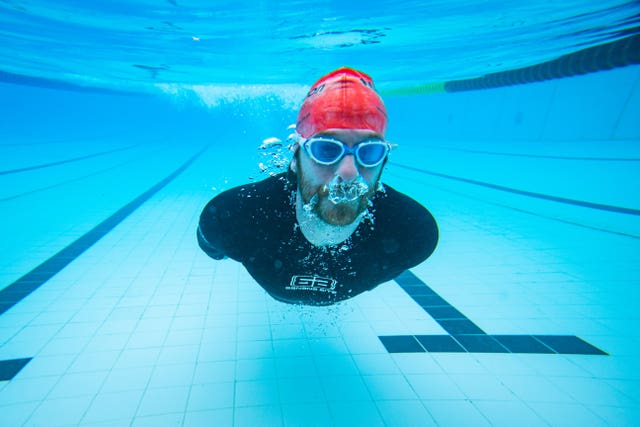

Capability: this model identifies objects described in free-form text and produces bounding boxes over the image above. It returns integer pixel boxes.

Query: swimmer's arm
[197,201,228,260]
[197,225,226,260]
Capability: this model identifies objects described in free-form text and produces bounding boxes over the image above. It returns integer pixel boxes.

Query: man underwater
[198,67,438,305]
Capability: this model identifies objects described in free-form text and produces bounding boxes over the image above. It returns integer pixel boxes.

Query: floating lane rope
[380,33,640,96]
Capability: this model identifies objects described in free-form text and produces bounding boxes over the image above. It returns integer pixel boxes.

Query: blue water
[1,1,640,426]
[1,0,638,90]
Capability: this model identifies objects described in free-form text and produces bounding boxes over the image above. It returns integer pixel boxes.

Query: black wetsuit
[197,172,438,305]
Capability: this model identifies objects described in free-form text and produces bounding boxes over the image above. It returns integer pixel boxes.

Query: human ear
[289,145,300,173]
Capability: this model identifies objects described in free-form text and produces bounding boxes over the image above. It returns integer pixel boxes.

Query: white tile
[186,381,234,411]
[392,353,444,375]
[156,345,199,365]
[313,354,359,376]
[48,370,109,399]
[17,354,75,378]
[197,341,236,363]
[274,356,317,378]
[362,374,418,401]
[320,375,372,402]
[83,333,129,353]
[307,337,349,355]
[68,350,121,373]
[339,328,386,355]
[527,402,609,426]
[431,354,489,374]
[474,400,547,427]
[449,373,516,401]
[376,400,437,427]
[147,363,196,388]
[278,376,324,404]
[475,354,539,375]
[425,400,491,427]
[163,328,202,347]
[327,400,385,427]
[25,395,94,426]
[499,375,575,403]
[236,324,273,341]
[81,389,144,424]
[518,355,591,377]
[281,402,332,427]
[0,401,39,426]
[235,339,274,360]
[272,339,312,358]
[235,357,277,381]
[548,376,637,407]
[234,405,283,427]
[131,412,184,427]
[37,336,91,356]
[234,379,280,407]
[352,353,401,375]
[605,378,640,405]
[191,360,236,384]
[135,386,190,417]
[112,348,161,370]
[100,366,153,392]
[126,330,168,349]
[589,404,640,426]
[406,374,466,401]
[183,408,233,426]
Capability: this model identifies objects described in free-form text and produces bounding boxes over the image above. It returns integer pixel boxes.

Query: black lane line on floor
[415,145,640,162]
[0,144,138,175]
[390,162,640,217]
[0,146,208,380]
[0,145,208,317]
[0,358,32,381]
[0,157,140,202]
[381,270,608,355]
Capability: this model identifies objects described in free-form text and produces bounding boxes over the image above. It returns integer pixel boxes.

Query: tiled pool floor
[0,145,638,426]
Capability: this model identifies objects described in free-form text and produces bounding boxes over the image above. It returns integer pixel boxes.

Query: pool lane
[0,145,208,316]
[380,270,608,356]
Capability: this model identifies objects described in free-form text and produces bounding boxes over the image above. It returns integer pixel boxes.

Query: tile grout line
[381,269,609,356]
[0,145,210,383]
[0,145,209,317]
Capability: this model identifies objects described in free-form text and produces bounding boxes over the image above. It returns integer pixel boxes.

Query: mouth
[323,175,370,205]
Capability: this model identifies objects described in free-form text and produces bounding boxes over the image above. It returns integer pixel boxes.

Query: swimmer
[197,67,439,305]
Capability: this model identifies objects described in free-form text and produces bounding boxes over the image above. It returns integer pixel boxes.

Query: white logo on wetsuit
[287,275,337,294]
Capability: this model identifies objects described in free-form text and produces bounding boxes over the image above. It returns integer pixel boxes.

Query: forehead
[315,128,383,144]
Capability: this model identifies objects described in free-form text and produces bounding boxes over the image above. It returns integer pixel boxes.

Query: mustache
[321,175,370,205]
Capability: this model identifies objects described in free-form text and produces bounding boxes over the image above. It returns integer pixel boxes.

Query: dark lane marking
[380,270,608,355]
[0,358,32,381]
[386,168,640,240]
[0,144,138,175]
[0,158,139,202]
[414,145,640,162]
[0,146,209,316]
[390,162,640,216]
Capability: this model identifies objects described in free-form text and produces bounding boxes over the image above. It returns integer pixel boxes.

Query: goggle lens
[304,137,389,167]
[358,143,387,166]
[309,139,344,163]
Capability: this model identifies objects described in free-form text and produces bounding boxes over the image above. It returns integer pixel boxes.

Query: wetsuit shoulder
[198,173,293,260]
[372,184,439,266]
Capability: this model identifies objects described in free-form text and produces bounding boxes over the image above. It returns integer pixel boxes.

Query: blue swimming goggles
[302,136,391,168]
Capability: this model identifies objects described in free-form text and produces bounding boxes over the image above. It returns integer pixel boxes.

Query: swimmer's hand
[197,226,227,260]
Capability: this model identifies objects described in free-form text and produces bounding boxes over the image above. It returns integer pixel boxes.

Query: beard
[296,161,377,226]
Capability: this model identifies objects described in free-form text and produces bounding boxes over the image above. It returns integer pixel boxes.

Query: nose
[335,153,359,182]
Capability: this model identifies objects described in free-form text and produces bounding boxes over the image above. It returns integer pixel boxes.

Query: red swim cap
[296,67,387,138]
